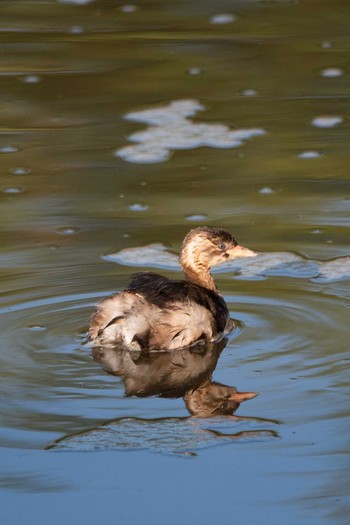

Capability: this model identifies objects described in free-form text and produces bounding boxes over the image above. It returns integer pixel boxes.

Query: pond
[0,0,349,523]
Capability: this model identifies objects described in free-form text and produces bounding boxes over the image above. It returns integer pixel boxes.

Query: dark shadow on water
[47,338,280,454]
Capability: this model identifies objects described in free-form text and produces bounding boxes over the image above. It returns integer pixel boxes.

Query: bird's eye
[217,242,226,251]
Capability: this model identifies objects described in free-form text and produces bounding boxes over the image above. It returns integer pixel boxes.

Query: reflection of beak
[229,391,258,403]
[227,244,257,258]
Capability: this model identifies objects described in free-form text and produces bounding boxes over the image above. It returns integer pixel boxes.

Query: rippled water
[1,1,350,524]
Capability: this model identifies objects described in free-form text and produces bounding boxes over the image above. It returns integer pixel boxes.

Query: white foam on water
[298,151,323,159]
[104,243,350,283]
[120,4,137,13]
[187,67,202,76]
[320,67,344,78]
[69,26,85,34]
[311,116,343,128]
[2,186,24,194]
[56,226,81,235]
[125,100,204,125]
[10,168,31,175]
[242,89,258,97]
[0,146,20,154]
[258,187,277,194]
[117,144,170,163]
[115,100,266,163]
[128,203,149,212]
[50,416,276,454]
[57,0,94,4]
[210,14,236,25]
[104,243,178,270]
[22,75,41,84]
[185,214,208,221]
[316,257,350,282]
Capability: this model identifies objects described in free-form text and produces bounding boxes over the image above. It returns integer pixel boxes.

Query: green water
[0,1,349,524]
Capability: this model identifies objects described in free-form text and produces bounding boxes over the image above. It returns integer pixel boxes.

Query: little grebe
[88,226,256,351]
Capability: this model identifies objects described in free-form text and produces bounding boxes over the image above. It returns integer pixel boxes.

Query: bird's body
[88,226,256,351]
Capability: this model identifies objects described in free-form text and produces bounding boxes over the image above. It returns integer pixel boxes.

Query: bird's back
[88,272,230,351]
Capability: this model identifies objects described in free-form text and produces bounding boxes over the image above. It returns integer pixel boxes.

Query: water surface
[0,1,349,524]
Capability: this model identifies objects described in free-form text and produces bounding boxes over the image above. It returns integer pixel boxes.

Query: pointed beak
[229,391,258,403]
[227,244,257,259]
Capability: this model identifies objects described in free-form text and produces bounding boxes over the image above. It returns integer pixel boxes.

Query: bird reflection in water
[47,339,279,453]
[92,338,257,417]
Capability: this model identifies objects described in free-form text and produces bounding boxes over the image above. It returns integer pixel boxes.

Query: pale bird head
[179,226,256,272]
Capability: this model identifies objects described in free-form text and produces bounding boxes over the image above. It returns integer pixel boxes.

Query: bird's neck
[182,265,217,292]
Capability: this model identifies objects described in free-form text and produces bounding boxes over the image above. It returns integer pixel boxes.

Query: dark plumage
[88,226,256,351]
[126,272,229,335]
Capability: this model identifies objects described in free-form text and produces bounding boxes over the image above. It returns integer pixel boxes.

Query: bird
[88,226,256,352]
